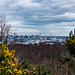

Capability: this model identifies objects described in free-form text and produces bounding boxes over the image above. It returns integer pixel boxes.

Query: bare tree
[0,13,11,43]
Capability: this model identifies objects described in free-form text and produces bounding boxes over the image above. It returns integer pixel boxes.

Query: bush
[66,38,75,57]
[0,44,52,75]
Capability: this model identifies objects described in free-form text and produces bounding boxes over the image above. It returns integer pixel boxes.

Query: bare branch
[0,13,11,42]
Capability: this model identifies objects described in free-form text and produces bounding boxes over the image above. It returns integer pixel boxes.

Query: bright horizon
[0,0,75,36]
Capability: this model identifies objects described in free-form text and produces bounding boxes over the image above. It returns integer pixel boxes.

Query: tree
[69,29,75,40]
[66,29,75,57]
[65,29,75,75]
[0,13,11,43]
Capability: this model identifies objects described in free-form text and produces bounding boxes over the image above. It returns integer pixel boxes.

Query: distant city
[3,33,67,45]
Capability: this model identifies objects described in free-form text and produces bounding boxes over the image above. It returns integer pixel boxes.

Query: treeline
[8,43,69,75]
[8,43,65,64]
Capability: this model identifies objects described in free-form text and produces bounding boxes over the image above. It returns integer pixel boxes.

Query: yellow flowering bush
[0,44,52,75]
[66,38,75,57]
[0,44,22,75]
[66,29,75,57]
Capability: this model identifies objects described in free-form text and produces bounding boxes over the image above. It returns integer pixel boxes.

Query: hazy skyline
[0,0,75,36]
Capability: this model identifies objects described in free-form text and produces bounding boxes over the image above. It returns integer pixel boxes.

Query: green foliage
[65,29,75,74]
[22,59,31,70]
[66,38,75,57]
[66,29,75,57]
[37,64,52,75]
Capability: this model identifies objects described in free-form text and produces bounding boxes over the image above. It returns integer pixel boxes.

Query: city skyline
[0,0,75,36]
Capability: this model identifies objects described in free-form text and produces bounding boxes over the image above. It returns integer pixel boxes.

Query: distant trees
[0,13,11,43]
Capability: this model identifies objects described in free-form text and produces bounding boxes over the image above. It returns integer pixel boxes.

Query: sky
[0,0,75,36]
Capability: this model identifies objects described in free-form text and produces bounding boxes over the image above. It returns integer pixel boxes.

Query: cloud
[0,0,10,6]
[10,0,41,8]
[0,0,75,36]
[12,27,40,35]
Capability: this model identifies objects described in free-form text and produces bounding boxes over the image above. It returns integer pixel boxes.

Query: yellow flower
[14,58,17,62]
[17,70,22,74]
[33,67,36,70]
[5,66,7,69]
[13,69,17,72]
[6,70,12,74]
[1,61,4,64]
[12,50,15,53]
[24,72,26,74]
[33,72,36,74]
[12,64,15,67]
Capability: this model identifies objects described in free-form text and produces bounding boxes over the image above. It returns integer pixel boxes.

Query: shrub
[66,38,75,57]
[0,44,52,75]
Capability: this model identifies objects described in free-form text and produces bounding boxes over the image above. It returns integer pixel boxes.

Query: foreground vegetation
[0,30,75,75]
[0,44,52,75]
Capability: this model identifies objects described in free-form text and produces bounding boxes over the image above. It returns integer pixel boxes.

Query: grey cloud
[0,0,75,35]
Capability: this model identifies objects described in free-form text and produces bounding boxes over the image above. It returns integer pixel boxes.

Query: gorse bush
[0,44,22,75]
[0,44,52,75]
[66,38,75,57]
[66,29,75,74]
[66,29,75,57]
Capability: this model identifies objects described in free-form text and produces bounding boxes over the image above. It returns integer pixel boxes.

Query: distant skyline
[0,0,75,36]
